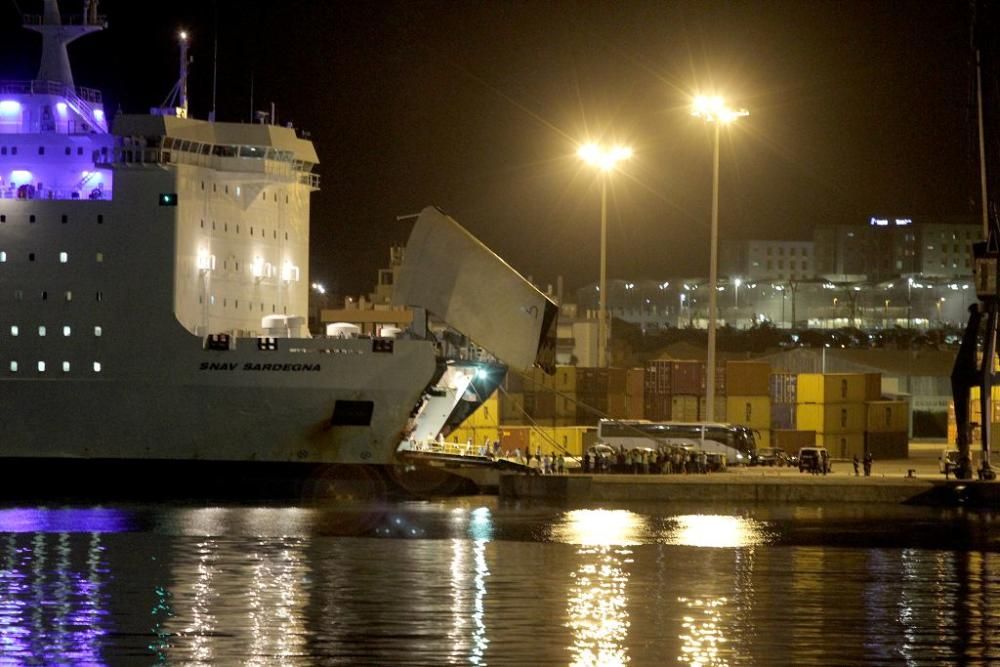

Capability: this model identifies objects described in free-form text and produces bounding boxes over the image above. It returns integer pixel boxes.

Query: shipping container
[797,373,868,404]
[726,361,771,396]
[698,395,727,421]
[863,373,882,401]
[865,400,909,433]
[554,366,577,391]
[796,402,866,433]
[626,368,645,398]
[726,395,771,430]
[644,395,671,421]
[769,372,797,404]
[607,393,628,419]
[755,429,771,448]
[771,402,796,430]
[448,427,500,449]
[815,432,865,459]
[774,429,816,450]
[626,395,644,420]
[672,395,700,422]
[505,370,525,393]
[864,431,908,459]
[671,361,705,395]
[499,426,531,453]
[500,392,525,422]
[528,426,595,457]
[463,394,499,427]
[645,359,672,394]
[525,392,555,419]
[555,393,578,418]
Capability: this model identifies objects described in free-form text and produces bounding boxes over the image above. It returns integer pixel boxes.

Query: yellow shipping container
[797,373,868,404]
[726,395,771,430]
[725,361,771,396]
[864,373,882,401]
[555,393,577,418]
[796,402,866,434]
[698,396,727,421]
[865,400,908,433]
[448,427,500,448]
[672,395,699,422]
[754,429,771,448]
[815,432,865,459]
[500,392,525,422]
[527,426,592,457]
[526,367,554,392]
[464,394,499,427]
[554,366,578,391]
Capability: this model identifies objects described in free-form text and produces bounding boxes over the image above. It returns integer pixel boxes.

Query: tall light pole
[578,143,632,367]
[692,95,748,422]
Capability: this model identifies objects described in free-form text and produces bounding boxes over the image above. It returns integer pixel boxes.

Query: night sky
[0,1,978,298]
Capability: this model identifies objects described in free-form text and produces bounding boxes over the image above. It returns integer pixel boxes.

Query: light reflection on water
[0,502,998,664]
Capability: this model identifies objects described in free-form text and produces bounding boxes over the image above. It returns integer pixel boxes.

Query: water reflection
[559,509,641,666]
[662,515,770,549]
[449,506,492,664]
[678,596,729,666]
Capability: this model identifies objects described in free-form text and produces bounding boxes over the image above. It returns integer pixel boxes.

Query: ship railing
[22,14,107,28]
[62,90,107,133]
[108,147,321,187]
[0,80,103,103]
[0,186,110,201]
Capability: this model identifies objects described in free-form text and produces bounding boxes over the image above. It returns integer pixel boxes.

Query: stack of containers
[528,425,595,458]
[644,360,673,421]
[552,366,577,426]
[671,360,706,422]
[522,366,556,424]
[574,368,628,425]
[864,397,909,458]
[452,390,500,447]
[795,373,867,458]
[698,363,727,423]
[725,361,772,446]
[626,368,645,419]
[500,370,526,425]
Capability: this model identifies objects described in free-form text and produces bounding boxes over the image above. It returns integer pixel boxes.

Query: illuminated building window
[38,326,46,337]
[37,361,45,372]
[94,326,102,337]
[9,326,17,336]
[62,361,70,372]
[63,326,70,336]
[9,361,16,372]
[93,362,101,373]
[59,251,68,263]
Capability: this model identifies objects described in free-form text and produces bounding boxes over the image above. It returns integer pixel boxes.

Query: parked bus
[596,419,758,464]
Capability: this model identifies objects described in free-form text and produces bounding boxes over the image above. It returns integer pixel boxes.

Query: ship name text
[200,362,322,372]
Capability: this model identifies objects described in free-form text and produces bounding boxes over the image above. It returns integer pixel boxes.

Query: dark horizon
[0,1,981,298]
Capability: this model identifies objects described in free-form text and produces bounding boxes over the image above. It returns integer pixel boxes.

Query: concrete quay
[498,473,1000,506]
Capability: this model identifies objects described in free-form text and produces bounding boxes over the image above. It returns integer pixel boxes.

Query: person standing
[852,454,860,476]
[863,451,873,477]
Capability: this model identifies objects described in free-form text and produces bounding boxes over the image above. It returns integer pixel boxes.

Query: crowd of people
[581,445,723,475]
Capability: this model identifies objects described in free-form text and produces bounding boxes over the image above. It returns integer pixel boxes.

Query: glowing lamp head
[55,102,67,114]
[578,143,633,171]
[93,108,105,121]
[0,100,21,114]
[692,94,749,123]
[179,30,188,42]
[10,170,32,184]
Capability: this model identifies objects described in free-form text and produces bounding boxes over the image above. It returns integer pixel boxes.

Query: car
[797,446,831,474]
[753,447,789,467]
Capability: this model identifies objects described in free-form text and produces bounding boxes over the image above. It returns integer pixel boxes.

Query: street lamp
[578,142,633,367]
[692,95,748,421]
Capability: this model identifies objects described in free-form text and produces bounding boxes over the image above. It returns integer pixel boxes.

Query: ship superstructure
[0,2,557,480]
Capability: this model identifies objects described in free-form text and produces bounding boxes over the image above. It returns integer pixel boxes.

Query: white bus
[596,419,758,464]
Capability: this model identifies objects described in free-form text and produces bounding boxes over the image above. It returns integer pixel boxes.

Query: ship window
[96,291,103,302]
[225,185,229,194]
[94,326,102,336]
[14,291,21,301]
[28,253,34,261]
[29,215,35,223]
[97,214,103,224]
[59,252,68,263]
[11,147,16,155]
[285,232,288,241]
[37,146,44,155]
[234,299,239,308]
[210,295,215,305]
[10,326,18,336]
[200,219,204,228]
[212,221,216,230]
[1,147,5,155]
[286,195,289,204]
[37,361,45,372]
[262,192,266,201]
[236,225,240,233]
[96,252,103,262]
[41,291,47,301]
[61,215,67,223]
[76,147,82,156]
[62,361,70,373]
[63,326,70,336]
[93,362,101,372]
[8,361,16,372]
[213,184,217,192]
[273,230,277,239]
[330,400,374,426]
[1,215,5,222]
[0,252,5,262]
[38,326,46,336]
[201,181,205,190]
[65,146,71,156]
[250,226,253,235]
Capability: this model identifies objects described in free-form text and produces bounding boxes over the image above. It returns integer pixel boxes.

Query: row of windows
[6,325,103,337]
[0,251,103,263]
[200,219,289,241]
[766,260,809,270]
[0,214,105,224]
[0,146,89,157]
[198,296,288,314]
[765,247,810,257]
[199,182,291,205]
[7,361,102,373]
[4,290,104,302]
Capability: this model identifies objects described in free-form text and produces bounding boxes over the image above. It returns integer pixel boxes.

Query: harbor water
[0,498,998,665]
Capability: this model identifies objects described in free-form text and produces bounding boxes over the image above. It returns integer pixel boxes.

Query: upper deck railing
[0,80,103,104]
[22,14,107,28]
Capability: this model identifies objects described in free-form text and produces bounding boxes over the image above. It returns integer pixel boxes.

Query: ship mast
[23,0,105,88]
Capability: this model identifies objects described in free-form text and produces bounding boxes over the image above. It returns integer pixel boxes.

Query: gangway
[396,440,534,472]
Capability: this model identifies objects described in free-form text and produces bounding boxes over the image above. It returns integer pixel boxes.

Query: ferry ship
[0,2,556,495]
